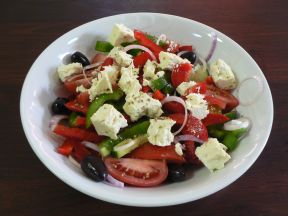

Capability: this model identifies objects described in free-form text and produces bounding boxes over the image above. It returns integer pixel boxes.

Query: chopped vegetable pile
[50,23,251,187]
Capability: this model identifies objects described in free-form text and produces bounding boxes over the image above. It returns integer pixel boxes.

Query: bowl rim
[20,12,274,207]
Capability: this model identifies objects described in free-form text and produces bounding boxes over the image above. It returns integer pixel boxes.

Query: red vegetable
[64,78,92,93]
[182,114,208,141]
[163,101,185,114]
[134,30,164,60]
[184,141,201,165]
[168,113,185,125]
[73,141,91,161]
[141,85,151,93]
[185,82,207,95]
[57,139,77,156]
[133,52,152,68]
[152,90,166,101]
[179,45,193,52]
[76,92,90,106]
[101,57,114,69]
[202,113,230,126]
[165,41,180,53]
[171,63,192,88]
[128,143,185,163]
[65,100,88,114]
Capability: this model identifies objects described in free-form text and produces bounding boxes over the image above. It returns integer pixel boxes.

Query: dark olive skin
[168,164,186,182]
[51,97,70,115]
[71,51,90,66]
[180,51,197,64]
[81,155,108,182]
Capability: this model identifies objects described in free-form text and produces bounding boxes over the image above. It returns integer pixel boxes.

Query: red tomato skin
[128,143,185,163]
[171,63,192,88]
[184,141,202,165]
[152,90,166,101]
[182,114,208,141]
[133,52,152,68]
[179,45,193,52]
[185,82,207,95]
[104,157,168,187]
[65,100,88,114]
[163,102,185,114]
[202,113,230,126]
[168,113,185,125]
[57,139,76,156]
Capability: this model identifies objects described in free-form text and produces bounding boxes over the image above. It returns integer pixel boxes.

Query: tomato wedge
[65,100,88,114]
[184,141,201,165]
[53,124,104,143]
[57,139,77,156]
[185,82,207,95]
[202,113,230,126]
[168,113,185,125]
[171,63,192,88]
[76,92,90,106]
[152,90,166,101]
[133,52,153,68]
[73,141,91,161]
[64,78,92,93]
[182,114,208,141]
[163,102,185,114]
[128,143,185,163]
[104,157,168,187]
[101,57,114,69]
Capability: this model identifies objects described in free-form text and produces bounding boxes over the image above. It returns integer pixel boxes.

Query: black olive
[180,51,197,64]
[71,51,90,66]
[51,97,70,115]
[168,164,186,182]
[81,155,108,182]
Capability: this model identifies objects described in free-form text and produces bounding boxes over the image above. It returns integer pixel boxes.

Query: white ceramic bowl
[20,13,273,207]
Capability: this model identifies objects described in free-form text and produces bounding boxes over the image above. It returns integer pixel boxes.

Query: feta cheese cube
[118,65,141,95]
[143,60,165,87]
[91,104,128,139]
[175,143,184,156]
[209,59,237,90]
[108,47,133,67]
[108,24,135,46]
[158,51,190,70]
[176,81,196,96]
[195,138,231,171]
[88,65,119,101]
[185,93,209,120]
[57,63,83,82]
[76,85,88,93]
[123,92,163,121]
[147,118,176,147]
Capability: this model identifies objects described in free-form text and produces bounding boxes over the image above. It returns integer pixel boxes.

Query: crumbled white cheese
[118,65,141,95]
[108,24,135,46]
[185,93,209,120]
[108,47,133,67]
[209,59,237,90]
[158,51,190,70]
[176,81,196,96]
[90,104,128,139]
[123,92,163,121]
[147,118,176,147]
[195,138,231,171]
[175,143,184,156]
[57,63,83,82]
[76,85,88,93]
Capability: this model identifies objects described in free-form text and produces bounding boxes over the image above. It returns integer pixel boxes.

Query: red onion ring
[81,141,100,152]
[123,45,156,61]
[49,115,68,132]
[161,96,188,135]
[174,134,205,144]
[68,155,81,169]
[104,175,125,188]
[205,32,217,62]
[83,62,103,71]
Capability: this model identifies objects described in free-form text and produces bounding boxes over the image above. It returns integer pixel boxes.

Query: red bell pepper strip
[73,141,91,161]
[179,45,193,52]
[57,139,77,156]
[134,30,164,60]
[141,86,151,93]
[133,52,152,68]
[152,90,166,101]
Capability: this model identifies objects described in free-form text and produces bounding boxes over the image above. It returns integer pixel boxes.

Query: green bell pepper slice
[95,41,114,52]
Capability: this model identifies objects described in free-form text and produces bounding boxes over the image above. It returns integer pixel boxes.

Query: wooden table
[1,0,287,215]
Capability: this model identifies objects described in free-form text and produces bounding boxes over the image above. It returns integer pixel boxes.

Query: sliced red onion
[223,117,251,131]
[174,134,205,144]
[82,69,92,85]
[123,45,156,61]
[66,73,85,82]
[236,76,264,106]
[161,96,188,136]
[68,155,81,169]
[81,141,100,152]
[83,62,103,71]
[205,32,217,62]
[49,115,68,132]
[156,34,167,45]
[104,175,125,188]
[177,50,189,57]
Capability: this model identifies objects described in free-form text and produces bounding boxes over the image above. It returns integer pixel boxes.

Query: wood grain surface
[1,0,287,215]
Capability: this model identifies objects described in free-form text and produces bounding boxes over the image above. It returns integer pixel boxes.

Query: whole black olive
[81,155,108,182]
[51,97,70,115]
[71,51,90,66]
[168,164,186,182]
[180,51,197,64]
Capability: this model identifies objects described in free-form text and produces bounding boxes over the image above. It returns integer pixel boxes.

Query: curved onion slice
[68,155,81,169]
[123,45,156,61]
[223,117,251,131]
[236,76,264,106]
[49,115,68,132]
[156,34,167,45]
[161,96,188,136]
[104,175,125,188]
[177,50,189,57]
[174,134,205,144]
[205,32,217,62]
[81,141,100,152]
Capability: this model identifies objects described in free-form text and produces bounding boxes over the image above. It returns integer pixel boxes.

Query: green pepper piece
[86,89,124,128]
[230,128,247,138]
[145,34,157,42]
[162,83,175,94]
[151,77,168,91]
[69,112,78,127]
[99,120,150,156]
[95,41,114,52]
[225,111,238,120]
[208,128,226,139]
[222,133,238,151]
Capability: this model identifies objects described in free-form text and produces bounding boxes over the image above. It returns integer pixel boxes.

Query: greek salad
[49,24,251,187]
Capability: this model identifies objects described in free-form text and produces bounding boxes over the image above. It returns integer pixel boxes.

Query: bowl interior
[20,13,273,207]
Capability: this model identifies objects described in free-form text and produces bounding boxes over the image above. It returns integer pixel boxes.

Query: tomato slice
[168,113,185,125]
[133,52,152,68]
[185,82,207,95]
[179,45,193,52]
[163,101,185,114]
[65,100,88,114]
[104,157,168,187]
[204,95,227,110]
[202,113,230,126]
[64,78,92,93]
[91,53,107,64]
[171,63,192,88]
[128,143,185,163]
[101,57,114,69]
[73,141,91,161]
[184,141,201,165]
[152,90,166,101]
[182,114,208,141]
[141,85,151,93]
[57,139,77,156]
[76,92,90,106]
[53,124,104,143]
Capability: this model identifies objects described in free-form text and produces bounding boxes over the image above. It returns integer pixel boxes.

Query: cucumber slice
[112,135,148,158]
